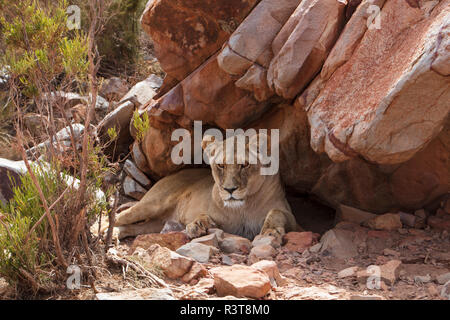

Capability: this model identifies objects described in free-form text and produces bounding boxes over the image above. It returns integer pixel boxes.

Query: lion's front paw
[186,215,216,239]
[260,226,285,244]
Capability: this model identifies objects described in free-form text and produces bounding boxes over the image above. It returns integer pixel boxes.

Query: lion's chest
[220,209,267,240]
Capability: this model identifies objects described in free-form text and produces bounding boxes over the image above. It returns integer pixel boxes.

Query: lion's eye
[217,163,224,169]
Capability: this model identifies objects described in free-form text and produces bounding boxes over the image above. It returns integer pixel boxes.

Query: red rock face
[308,0,450,164]
[141,0,259,82]
[133,0,449,214]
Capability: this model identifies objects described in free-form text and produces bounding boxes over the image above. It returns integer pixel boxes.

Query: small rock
[192,233,219,248]
[210,265,271,299]
[123,160,152,188]
[120,75,161,106]
[414,209,428,219]
[45,91,109,111]
[147,244,194,279]
[319,228,360,259]
[221,255,234,266]
[96,100,135,156]
[123,176,147,200]
[309,242,322,253]
[100,77,129,101]
[252,235,281,248]
[129,232,189,253]
[427,283,439,297]
[161,220,185,234]
[176,242,218,263]
[208,228,224,241]
[428,216,450,231]
[194,278,216,295]
[282,232,316,253]
[251,260,287,287]
[397,228,409,235]
[414,274,432,284]
[181,262,208,283]
[96,288,174,300]
[248,245,277,264]
[436,272,450,285]
[337,266,359,279]
[399,212,416,228]
[367,213,403,231]
[227,253,248,265]
[220,234,251,254]
[357,260,402,286]
[335,204,376,224]
[441,281,450,300]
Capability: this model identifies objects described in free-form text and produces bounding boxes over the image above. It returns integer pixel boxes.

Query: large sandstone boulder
[268,0,346,99]
[141,0,259,83]
[307,0,450,164]
[139,53,271,178]
[132,0,449,214]
[312,123,449,213]
[218,0,302,101]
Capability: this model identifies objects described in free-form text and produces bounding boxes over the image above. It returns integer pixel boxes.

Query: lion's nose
[224,187,237,195]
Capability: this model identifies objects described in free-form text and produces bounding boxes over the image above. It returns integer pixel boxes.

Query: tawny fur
[101,134,297,240]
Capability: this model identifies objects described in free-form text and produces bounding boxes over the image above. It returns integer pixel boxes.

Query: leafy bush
[72,0,149,76]
[0,0,89,97]
[0,160,109,295]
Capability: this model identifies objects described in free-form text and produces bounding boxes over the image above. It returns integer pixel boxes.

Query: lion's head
[202,133,276,209]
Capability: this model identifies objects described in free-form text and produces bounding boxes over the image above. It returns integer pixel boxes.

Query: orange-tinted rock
[366,213,402,231]
[321,0,387,80]
[220,233,252,254]
[251,260,287,286]
[141,0,259,82]
[129,232,189,253]
[181,262,208,283]
[248,245,277,264]
[211,265,271,298]
[282,232,318,253]
[147,244,194,279]
[218,0,301,101]
[308,0,450,164]
[268,0,346,98]
[428,216,450,231]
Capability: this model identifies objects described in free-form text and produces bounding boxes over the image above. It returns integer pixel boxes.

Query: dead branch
[105,249,168,288]
[105,189,119,250]
[15,128,68,269]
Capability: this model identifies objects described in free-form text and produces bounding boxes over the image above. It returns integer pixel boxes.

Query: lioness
[108,133,297,240]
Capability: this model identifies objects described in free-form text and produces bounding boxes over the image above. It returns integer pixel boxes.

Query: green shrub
[133,110,149,143]
[0,0,89,97]
[72,0,149,76]
[0,164,66,293]
[0,160,109,294]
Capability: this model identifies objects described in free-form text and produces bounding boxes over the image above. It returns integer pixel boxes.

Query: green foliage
[0,0,88,97]
[133,110,149,143]
[59,35,89,79]
[107,126,118,142]
[0,160,110,293]
[0,165,63,291]
[73,0,149,75]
